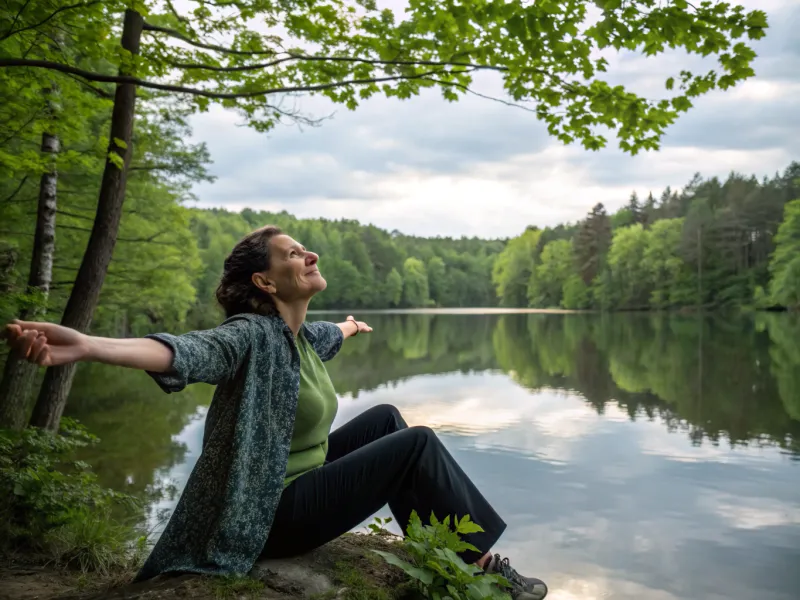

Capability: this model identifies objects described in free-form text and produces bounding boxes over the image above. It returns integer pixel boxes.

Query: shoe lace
[494,555,525,587]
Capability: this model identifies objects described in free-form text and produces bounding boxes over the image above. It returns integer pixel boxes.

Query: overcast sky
[188,0,800,239]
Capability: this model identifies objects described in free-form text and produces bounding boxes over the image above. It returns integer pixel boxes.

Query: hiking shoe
[486,554,548,600]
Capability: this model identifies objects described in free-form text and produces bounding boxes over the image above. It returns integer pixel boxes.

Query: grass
[210,575,266,600]
[331,558,413,600]
[44,507,145,575]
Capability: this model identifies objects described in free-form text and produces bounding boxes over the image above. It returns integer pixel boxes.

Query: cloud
[188,1,800,237]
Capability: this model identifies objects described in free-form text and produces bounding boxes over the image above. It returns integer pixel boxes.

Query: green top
[284,332,339,486]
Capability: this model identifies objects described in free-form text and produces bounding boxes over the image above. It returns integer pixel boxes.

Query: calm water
[66,312,800,600]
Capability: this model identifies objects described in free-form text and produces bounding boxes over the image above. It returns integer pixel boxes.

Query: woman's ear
[252,272,277,294]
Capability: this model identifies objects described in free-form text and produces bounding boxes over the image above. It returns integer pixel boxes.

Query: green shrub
[373,513,511,600]
[0,418,143,572]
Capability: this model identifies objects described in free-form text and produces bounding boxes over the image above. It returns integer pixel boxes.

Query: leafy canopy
[0,0,769,152]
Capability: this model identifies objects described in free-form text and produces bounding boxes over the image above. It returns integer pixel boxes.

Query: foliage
[574,203,612,287]
[605,224,651,309]
[529,239,573,308]
[0,418,143,571]
[769,199,800,310]
[374,512,511,600]
[492,229,540,308]
[496,162,800,312]
[403,257,431,308]
[1,0,771,154]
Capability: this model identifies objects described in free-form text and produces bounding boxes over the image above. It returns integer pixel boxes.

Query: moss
[210,575,266,600]
[332,559,391,600]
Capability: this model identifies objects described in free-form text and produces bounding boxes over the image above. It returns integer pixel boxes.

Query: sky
[187,0,800,239]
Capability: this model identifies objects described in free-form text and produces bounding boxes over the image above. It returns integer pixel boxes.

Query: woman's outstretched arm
[4,320,173,371]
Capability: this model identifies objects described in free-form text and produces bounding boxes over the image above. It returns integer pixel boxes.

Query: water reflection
[325,312,800,456]
[64,312,800,600]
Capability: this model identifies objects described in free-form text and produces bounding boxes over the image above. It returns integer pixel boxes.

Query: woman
[4,226,547,599]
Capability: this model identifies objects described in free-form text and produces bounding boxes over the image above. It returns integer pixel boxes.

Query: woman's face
[258,234,327,302]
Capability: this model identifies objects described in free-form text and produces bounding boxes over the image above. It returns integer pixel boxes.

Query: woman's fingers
[29,334,48,363]
[14,329,39,358]
[3,323,22,343]
[38,346,52,367]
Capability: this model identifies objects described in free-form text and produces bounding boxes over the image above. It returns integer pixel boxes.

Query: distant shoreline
[308,307,587,315]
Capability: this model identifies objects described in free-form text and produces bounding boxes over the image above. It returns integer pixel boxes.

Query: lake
[65,312,800,600]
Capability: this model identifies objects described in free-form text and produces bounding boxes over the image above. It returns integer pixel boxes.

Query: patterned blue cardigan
[133,313,344,581]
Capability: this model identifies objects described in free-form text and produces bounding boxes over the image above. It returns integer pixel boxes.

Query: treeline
[494,162,800,311]
[186,209,503,330]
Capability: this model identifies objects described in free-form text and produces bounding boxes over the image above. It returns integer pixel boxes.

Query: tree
[384,268,404,308]
[574,203,612,286]
[426,256,446,307]
[769,199,800,310]
[626,192,642,226]
[529,239,573,308]
[492,229,540,307]
[643,192,657,227]
[0,88,60,429]
[402,258,430,308]
[0,13,117,428]
[605,224,651,309]
[641,218,691,308]
[28,8,145,430]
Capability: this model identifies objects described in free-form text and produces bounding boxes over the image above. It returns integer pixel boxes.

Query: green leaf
[113,137,128,150]
[107,151,124,169]
[372,550,435,585]
[13,482,25,496]
[455,516,484,535]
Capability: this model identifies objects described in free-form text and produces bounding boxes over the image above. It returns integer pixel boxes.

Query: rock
[250,557,333,597]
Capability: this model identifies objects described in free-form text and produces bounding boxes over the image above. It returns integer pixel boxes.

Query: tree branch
[0,106,44,145]
[165,0,190,24]
[0,58,478,100]
[128,163,180,172]
[426,77,539,114]
[1,1,106,41]
[142,22,278,57]
[54,209,95,221]
[167,53,511,75]
[62,71,113,98]
[1,176,29,204]
[2,0,33,40]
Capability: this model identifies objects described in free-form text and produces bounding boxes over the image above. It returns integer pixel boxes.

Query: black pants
[261,404,506,563]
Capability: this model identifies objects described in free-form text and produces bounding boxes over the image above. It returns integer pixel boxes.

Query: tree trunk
[29,9,144,431]
[0,122,59,430]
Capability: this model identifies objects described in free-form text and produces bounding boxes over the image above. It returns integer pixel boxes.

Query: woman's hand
[3,320,90,367]
[340,315,373,339]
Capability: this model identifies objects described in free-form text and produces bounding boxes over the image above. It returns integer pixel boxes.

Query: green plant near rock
[0,418,144,573]
[373,513,511,600]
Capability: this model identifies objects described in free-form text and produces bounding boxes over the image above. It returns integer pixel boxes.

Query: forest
[494,162,800,311]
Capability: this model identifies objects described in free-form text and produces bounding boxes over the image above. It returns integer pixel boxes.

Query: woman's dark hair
[215,225,283,318]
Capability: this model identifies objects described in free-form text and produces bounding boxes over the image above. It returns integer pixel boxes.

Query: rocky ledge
[0,534,416,600]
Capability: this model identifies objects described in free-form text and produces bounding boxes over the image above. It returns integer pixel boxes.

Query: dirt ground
[0,534,414,600]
